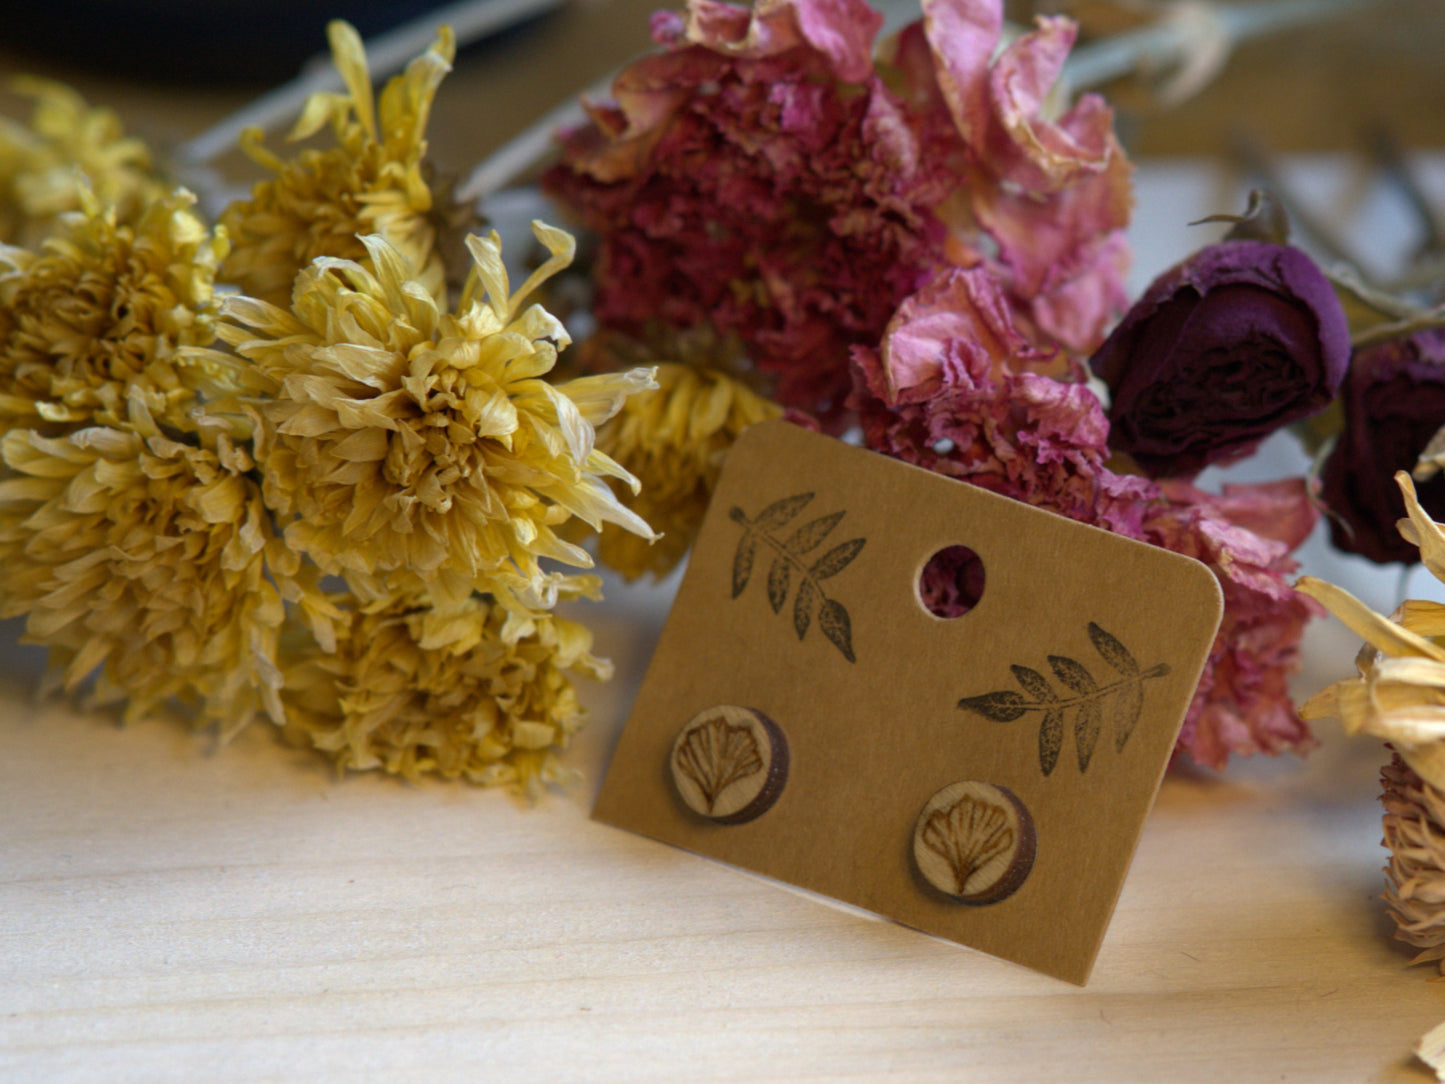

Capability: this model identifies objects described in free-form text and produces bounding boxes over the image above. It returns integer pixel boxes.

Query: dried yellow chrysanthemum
[0,77,167,247]
[0,187,231,435]
[219,21,458,306]
[212,221,656,607]
[281,592,610,788]
[1299,471,1445,974]
[0,394,309,734]
[593,358,781,579]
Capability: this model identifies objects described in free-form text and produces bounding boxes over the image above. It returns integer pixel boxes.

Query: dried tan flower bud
[219,22,459,306]
[1300,471,1445,970]
[0,77,167,247]
[1382,753,1445,974]
[0,187,230,435]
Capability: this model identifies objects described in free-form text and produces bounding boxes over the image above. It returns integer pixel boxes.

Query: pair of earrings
[668,705,1037,905]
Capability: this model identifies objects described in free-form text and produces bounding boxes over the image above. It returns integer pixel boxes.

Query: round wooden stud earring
[669,705,789,825]
[912,780,1036,904]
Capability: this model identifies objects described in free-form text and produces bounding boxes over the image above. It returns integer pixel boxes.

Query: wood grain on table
[1,589,1443,1082]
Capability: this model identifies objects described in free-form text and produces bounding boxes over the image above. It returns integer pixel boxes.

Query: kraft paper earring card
[594,421,1223,984]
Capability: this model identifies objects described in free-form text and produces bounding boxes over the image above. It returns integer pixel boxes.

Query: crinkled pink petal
[1145,486,1319,770]
[879,266,1045,404]
[986,21,1113,191]
[1013,372,1111,453]
[1164,477,1319,552]
[684,0,882,82]
[920,0,999,149]
[1021,230,1132,355]
[922,1,1116,194]
[975,137,1133,295]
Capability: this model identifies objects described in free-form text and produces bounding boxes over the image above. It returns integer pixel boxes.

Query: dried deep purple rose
[1320,329,1445,564]
[1090,240,1350,477]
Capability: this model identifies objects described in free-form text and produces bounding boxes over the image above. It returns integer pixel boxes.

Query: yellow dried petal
[280,593,606,790]
[0,77,167,246]
[0,187,232,437]
[590,354,782,580]
[1295,576,1445,661]
[219,22,461,307]
[0,421,324,735]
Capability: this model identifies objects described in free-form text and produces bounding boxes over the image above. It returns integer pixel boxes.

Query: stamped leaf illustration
[956,623,1172,776]
[767,555,791,613]
[793,578,818,640]
[751,492,813,531]
[956,690,1030,722]
[810,538,865,580]
[672,715,764,814]
[785,511,844,554]
[732,531,758,598]
[920,790,1014,896]
[730,492,865,663]
[818,598,855,663]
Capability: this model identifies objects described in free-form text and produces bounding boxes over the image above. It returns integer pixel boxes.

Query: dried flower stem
[1351,305,1445,350]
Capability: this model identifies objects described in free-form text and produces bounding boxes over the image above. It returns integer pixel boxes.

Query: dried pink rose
[852,268,1319,769]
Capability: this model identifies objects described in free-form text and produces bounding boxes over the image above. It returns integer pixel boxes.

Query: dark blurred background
[0,0,1441,179]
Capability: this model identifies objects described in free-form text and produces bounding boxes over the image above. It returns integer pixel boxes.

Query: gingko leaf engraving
[922,792,1014,896]
[956,622,1172,776]
[672,714,764,814]
[670,706,791,824]
[912,781,1037,904]
[730,492,865,663]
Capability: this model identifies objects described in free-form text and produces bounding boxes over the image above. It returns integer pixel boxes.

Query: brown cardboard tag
[594,421,1223,984]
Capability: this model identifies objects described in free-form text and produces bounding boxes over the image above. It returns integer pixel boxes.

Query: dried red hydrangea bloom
[545,0,955,424]
[545,0,1133,425]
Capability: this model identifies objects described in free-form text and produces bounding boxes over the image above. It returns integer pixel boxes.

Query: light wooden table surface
[2,582,1443,1083]
[4,5,1445,1080]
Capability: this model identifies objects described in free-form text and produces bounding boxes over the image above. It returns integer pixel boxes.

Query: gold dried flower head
[1298,471,1445,973]
[282,592,611,789]
[0,396,295,734]
[593,356,781,580]
[0,187,230,435]
[215,221,656,605]
[219,21,457,306]
[0,77,167,247]
[1298,472,1445,790]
